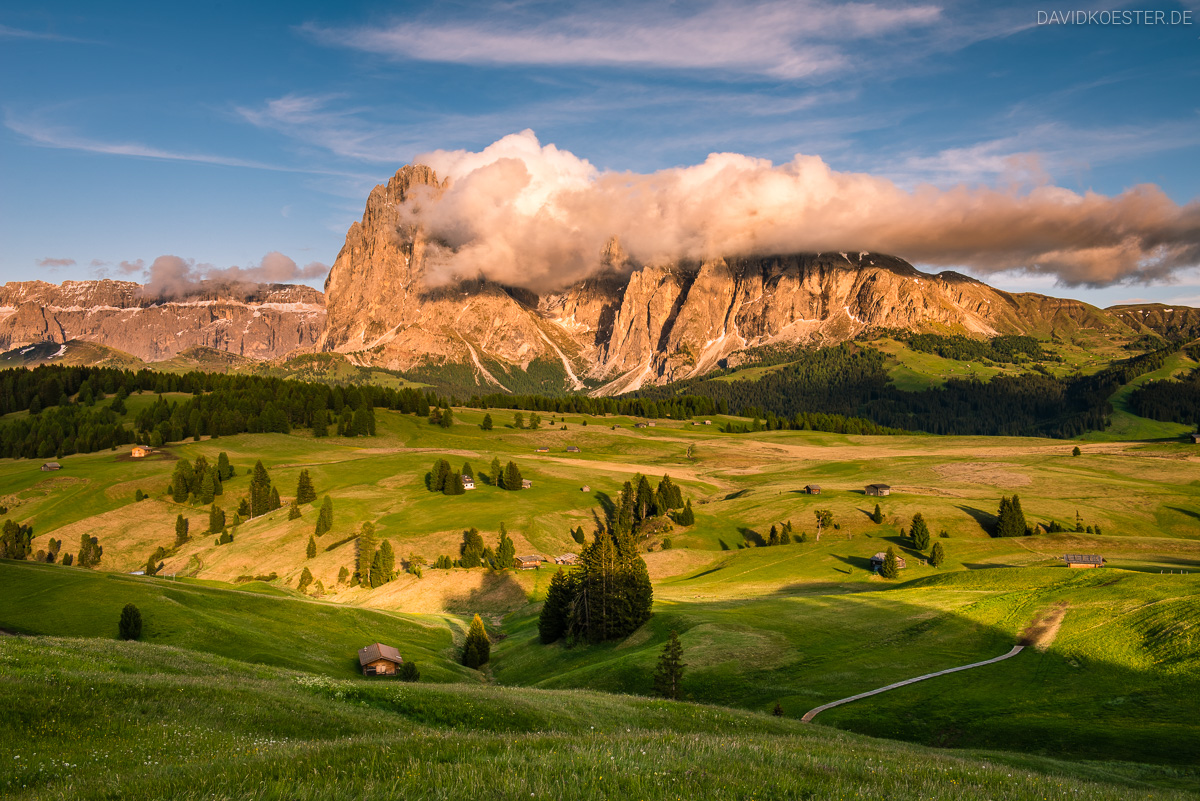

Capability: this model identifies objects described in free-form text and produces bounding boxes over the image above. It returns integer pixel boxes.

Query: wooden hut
[521,478,533,489]
[535,447,550,453]
[555,553,578,566]
[566,445,581,453]
[870,552,906,571]
[41,462,62,472]
[1064,554,1104,569]
[358,643,403,676]
[1192,432,1200,444]
[516,555,543,570]
[131,446,151,458]
[865,483,891,497]
[804,484,822,495]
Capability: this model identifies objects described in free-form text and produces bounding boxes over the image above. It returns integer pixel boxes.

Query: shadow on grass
[739,527,765,547]
[1166,506,1200,522]
[832,554,875,572]
[955,505,997,535]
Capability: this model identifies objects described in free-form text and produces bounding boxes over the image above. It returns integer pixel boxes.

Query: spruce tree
[910,513,931,550]
[210,467,223,497]
[298,567,313,593]
[439,408,453,428]
[616,481,635,535]
[462,614,491,668]
[295,469,317,504]
[930,541,946,568]
[443,472,464,495]
[481,413,493,431]
[504,461,523,491]
[118,604,142,641]
[198,470,215,504]
[217,452,233,480]
[880,546,900,579]
[872,503,883,524]
[513,412,524,429]
[269,485,281,511]
[538,568,577,643]
[288,501,301,520]
[652,630,685,700]
[206,503,223,534]
[635,475,654,521]
[306,535,317,559]
[249,461,271,517]
[497,524,516,569]
[170,460,192,503]
[315,496,333,537]
[462,461,474,479]
[675,499,695,526]
[356,522,377,586]
[372,539,395,587]
[431,459,450,493]
[460,528,484,568]
[174,514,189,547]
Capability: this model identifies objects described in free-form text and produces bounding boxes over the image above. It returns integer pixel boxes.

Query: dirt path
[801,645,1024,723]
[1019,602,1068,649]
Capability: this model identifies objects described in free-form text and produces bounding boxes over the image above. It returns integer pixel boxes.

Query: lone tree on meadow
[306,535,317,559]
[118,603,142,641]
[315,496,333,537]
[879,546,900,579]
[462,614,491,669]
[295,469,317,504]
[652,630,685,700]
[813,509,833,541]
[355,522,377,586]
[481,413,493,431]
[502,461,523,491]
[930,541,946,568]
[208,504,225,534]
[871,503,883,524]
[460,528,485,568]
[909,513,931,551]
[174,514,189,547]
[439,407,454,428]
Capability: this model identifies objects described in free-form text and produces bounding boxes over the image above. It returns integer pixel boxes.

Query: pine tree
[1072,446,1082,456]
[249,461,271,517]
[356,522,377,586]
[880,546,900,579]
[460,528,485,568]
[462,461,474,479]
[538,568,577,643]
[996,495,1029,537]
[269,485,281,511]
[675,499,695,526]
[443,472,464,495]
[298,567,313,593]
[217,452,233,480]
[503,461,523,491]
[462,614,491,668]
[768,525,780,546]
[930,541,946,568]
[118,603,142,641]
[208,504,225,534]
[909,513,931,551]
[872,503,883,524]
[616,481,635,535]
[652,630,685,700]
[513,412,524,429]
[306,535,317,559]
[174,514,189,547]
[210,467,223,497]
[288,501,302,520]
[481,413,493,431]
[371,539,395,587]
[295,469,317,504]
[237,497,251,518]
[491,457,502,487]
[315,496,333,537]
[497,523,516,569]
[635,474,654,521]
[529,412,540,430]
[431,459,450,493]
[439,407,454,428]
[170,460,192,503]
[198,470,215,504]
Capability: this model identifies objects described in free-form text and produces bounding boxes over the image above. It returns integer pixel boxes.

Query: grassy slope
[2,635,1195,801]
[3,410,1200,771]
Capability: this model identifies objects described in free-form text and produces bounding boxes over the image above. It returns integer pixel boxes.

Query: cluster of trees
[428,407,453,428]
[1044,510,1104,535]
[353,522,396,588]
[489,458,525,491]
[0,519,35,560]
[607,474,687,537]
[428,459,473,495]
[0,403,134,460]
[719,412,901,436]
[457,525,517,569]
[906,334,1050,363]
[170,452,232,504]
[538,524,653,645]
[994,495,1030,538]
[898,512,946,568]
[0,522,99,569]
[1130,365,1200,426]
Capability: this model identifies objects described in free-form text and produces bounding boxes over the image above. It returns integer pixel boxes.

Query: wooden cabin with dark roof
[1064,554,1104,569]
[358,643,403,676]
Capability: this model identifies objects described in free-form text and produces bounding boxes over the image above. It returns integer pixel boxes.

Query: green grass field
[3,401,1200,794]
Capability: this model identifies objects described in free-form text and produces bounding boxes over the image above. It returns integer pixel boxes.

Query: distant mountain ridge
[4,164,1195,391]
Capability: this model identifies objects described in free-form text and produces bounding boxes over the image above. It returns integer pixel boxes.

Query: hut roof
[516,554,542,564]
[358,643,403,666]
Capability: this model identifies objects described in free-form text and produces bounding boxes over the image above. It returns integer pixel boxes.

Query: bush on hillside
[117,603,142,641]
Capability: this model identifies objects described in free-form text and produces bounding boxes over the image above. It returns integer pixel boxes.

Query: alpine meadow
[4,2,1200,799]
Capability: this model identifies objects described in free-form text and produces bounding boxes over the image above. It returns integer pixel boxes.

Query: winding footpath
[801,645,1025,723]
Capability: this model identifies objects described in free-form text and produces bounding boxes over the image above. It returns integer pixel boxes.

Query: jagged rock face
[318,165,1141,394]
[0,280,325,362]
[1108,303,1200,341]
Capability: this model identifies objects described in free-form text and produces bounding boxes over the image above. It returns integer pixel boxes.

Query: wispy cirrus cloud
[0,23,98,44]
[301,1,943,80]
[3,110,370,177]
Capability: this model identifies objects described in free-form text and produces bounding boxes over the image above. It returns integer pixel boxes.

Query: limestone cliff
[0,280,324,362]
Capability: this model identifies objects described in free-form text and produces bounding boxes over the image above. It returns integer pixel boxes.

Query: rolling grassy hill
[2,404,1199,789]
[3,634,1197,800]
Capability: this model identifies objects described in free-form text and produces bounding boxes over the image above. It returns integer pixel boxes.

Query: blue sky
[2,0,1198,306]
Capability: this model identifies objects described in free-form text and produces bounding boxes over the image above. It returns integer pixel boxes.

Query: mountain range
[4,164,1196,393]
